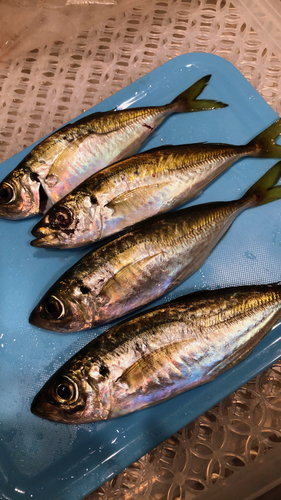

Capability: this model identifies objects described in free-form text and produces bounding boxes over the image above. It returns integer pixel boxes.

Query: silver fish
[29,163,281,333]
[0,75,227,220]
[31,118,281,249]
[31,283,281,423]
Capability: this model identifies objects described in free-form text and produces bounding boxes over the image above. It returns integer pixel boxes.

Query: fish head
[30,193,102,248]
[0,165,46,219]
[31,359,111,423]
[29,279,97,332]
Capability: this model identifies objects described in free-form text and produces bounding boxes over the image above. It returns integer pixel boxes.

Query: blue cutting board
[1,53,281,500]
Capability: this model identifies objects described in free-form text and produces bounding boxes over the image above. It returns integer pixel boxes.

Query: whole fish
[31,118,281,249]
[31,283,281,423]
[29,163,281,333]
[0,75,227,220]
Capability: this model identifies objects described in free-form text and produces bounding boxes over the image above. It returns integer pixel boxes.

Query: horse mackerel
[31,283,281,423]
[29,162,281,333]
[31,117,281,249]
[0,75,227,219]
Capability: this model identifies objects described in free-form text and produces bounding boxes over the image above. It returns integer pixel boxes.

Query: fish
[31,283,281,423]
[31,118,281,249]
[0,75,227,220]
[29,162,281,333]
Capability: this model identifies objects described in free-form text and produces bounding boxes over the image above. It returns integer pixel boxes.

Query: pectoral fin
[96,251,172,323]
[47,137,85,180]
[100,252,163,299]
[105,182,176,223]
[117,340,193,389]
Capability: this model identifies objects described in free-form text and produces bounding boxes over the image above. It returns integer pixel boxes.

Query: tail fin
[171,75,228,112]
[247,118,281,157]
[242,161,281,207]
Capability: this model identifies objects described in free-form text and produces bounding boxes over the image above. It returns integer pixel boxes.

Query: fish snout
[29,297,67,332]
[31,216,71,248]
[30,220,68,247]
[31,213,56,237]
[31,385,72,423]
[31,220,50,237]
[30,234,62,248]
[29,303,52,330]
[31,390,52,421]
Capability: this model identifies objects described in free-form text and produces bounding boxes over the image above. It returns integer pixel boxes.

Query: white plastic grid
[0,0,281,499]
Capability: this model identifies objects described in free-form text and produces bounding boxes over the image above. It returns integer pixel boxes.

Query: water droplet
[244,251,257,260]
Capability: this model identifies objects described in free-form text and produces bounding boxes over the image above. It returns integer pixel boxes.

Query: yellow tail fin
[242,161,281,206]
[247,118,281,158]
[171,75,228,112]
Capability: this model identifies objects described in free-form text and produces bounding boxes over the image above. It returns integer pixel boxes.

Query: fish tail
[242,161,281,207]
[247,118,281,157]
[171,75,228,112]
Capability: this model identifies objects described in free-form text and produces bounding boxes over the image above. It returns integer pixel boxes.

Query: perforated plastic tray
[1,53,281,500]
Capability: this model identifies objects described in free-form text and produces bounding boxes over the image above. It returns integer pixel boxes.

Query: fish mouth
[31,397,87,424]
[31,219,67,248]
[31,396,50,420]
[30,234,60,248]
[31,217,50,237]
[29,306,50,330]
[29,306,60,332]
[31,219,63,247]
[31,393,64,423]
[29,302,72,333]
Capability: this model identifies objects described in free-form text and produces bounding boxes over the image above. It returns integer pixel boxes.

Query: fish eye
[0,183,14,204]
[53,378,78,404]
[44,296,65,319]
[50,207,73,228]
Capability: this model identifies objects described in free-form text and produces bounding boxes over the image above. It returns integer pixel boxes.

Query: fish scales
[40,107,175,206]
[31,144,250,248]
[0,106,177,217]
[31,284,281,423]
[31,118,281,249]
[0,75,227,219]
[29,163,281,333]
[29,200,250,331]
[93,145,246,203]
